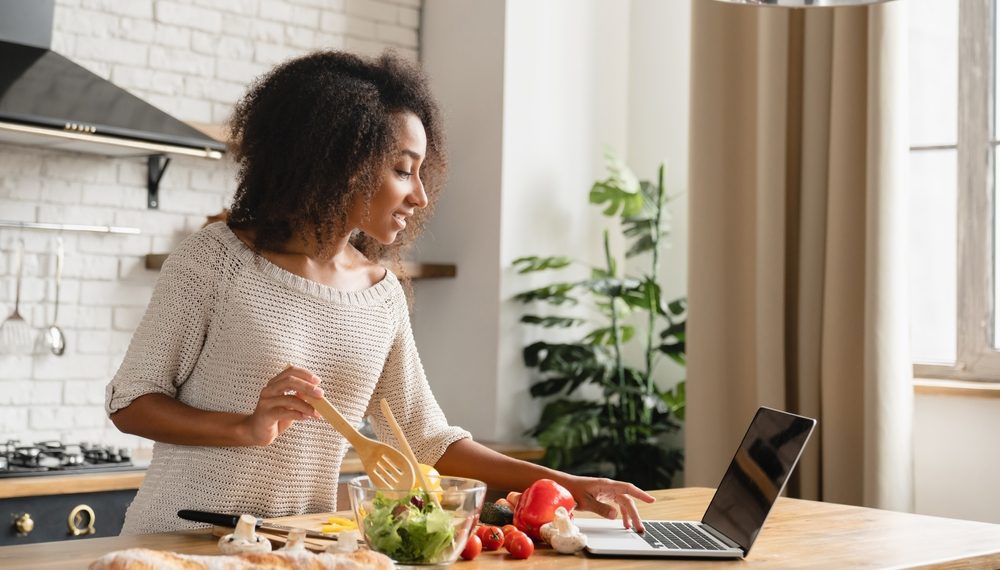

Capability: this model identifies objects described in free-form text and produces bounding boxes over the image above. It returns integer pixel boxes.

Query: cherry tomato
[480,525,505,551]
[461,533,482,561]
[501,525,519,548]
[474,525,489,541]
[507,531,534,559]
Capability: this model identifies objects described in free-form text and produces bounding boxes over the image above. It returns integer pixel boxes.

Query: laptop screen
[700,407,816,555]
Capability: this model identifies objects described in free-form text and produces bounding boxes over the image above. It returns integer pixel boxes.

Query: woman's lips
[392,213,407,229]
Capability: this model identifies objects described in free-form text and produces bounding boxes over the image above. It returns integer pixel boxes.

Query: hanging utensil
[0,239,33,355]
[43,238,66,356]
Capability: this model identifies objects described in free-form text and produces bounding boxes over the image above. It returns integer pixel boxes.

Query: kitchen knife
[177,509,340,541]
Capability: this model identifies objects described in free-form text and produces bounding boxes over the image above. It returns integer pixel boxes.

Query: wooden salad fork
[298,392,416,491]
[379,398,439,504]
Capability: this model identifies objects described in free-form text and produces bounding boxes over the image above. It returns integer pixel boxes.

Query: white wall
[0,0,421,448]
[913,393,1000,523]
[414,0,506,439]
[417,0,632,441]
[496,0,631,442]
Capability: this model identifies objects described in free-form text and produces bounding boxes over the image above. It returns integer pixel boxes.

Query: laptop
[578,406,816,559]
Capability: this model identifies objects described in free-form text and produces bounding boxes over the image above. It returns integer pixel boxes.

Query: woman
[107,50,652,536]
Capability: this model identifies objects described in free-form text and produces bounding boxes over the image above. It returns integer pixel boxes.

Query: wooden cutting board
[211,511,355,553]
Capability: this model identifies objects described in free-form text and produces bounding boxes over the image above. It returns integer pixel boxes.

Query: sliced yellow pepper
[319,515,358,534]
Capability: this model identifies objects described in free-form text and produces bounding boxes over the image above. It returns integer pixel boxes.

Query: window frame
[913,0,1000,382]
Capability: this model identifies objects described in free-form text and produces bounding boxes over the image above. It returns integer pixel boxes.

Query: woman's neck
[231,226,381,290]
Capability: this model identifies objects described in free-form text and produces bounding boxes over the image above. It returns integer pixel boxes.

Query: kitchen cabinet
[0,472,145,546]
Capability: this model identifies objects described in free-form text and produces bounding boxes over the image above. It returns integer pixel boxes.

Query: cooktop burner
[0,440,138,478]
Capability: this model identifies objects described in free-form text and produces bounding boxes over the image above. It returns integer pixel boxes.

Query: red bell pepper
[512,479,576,541]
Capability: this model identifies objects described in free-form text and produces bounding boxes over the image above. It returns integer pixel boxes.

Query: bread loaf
[88,547,393,570]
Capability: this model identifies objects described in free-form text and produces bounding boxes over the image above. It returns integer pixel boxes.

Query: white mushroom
[217,514,272,554]
[547,506,587,554]
[539,521,557,544]
[279,528,307,552]
[326,529,361,554]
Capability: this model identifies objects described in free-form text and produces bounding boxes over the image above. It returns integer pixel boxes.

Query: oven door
[2,490,136,545]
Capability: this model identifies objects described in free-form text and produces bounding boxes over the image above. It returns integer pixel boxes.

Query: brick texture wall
[0,0,421,449]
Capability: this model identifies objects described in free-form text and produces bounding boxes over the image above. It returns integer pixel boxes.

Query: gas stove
[0,440,137,478]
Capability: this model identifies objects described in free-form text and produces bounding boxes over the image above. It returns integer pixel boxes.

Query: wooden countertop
[0,471,147,500]
[0,442,544,499]
[3,488,1000,569]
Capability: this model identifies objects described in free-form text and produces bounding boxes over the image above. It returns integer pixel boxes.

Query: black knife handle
[177,510,261,528]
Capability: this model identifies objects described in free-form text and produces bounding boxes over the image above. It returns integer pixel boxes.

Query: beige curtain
[686,0,913,511]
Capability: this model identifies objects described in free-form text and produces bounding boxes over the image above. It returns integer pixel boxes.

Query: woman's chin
[373,231,399,246]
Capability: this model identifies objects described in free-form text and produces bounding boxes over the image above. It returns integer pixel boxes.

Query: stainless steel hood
[0,40,225,160]
[0,0,225,207]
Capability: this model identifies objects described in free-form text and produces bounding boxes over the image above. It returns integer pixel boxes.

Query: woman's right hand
[241,365,323,446]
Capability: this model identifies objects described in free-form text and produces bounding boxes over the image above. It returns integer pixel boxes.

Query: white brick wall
[0,0,422,448]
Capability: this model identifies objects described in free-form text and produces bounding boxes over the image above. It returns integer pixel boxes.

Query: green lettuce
[364,490,456,564]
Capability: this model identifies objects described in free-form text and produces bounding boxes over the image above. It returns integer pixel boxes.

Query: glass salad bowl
[347,475,486,567]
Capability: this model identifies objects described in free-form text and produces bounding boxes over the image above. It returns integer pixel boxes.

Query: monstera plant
[513,152,686,490]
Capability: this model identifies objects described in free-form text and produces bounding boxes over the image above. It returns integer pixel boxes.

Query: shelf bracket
[147,154,171,209]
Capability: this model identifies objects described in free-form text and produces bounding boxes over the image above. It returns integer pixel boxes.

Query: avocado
[479,501,514,526]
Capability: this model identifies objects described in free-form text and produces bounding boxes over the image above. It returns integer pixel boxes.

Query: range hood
[0,41,225,160]
[0,0,225,207]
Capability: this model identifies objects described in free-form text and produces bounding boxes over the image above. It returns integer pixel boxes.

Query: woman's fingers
[262,394,317,418]
[584,497,619,520]
[617,494,644,533]
[625,482,656,504]
[506,491,521,508]
[265,376,324,399]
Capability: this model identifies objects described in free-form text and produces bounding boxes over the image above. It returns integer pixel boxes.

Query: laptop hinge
[700,523,744,553]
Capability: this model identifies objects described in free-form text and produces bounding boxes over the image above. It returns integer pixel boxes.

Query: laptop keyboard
[637,521,725,551]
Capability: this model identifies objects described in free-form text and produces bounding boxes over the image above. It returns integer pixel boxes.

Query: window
[909,0,1000,381]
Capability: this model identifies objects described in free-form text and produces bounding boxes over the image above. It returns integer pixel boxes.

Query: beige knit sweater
[106,222,470,535]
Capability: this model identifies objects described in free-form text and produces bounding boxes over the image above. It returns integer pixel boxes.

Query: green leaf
[661,381,686,421]
[666,298,688,316]
[583,325,635,346]
[584,277,642,297]
[589,151,643,218]
[512,255,574,273]
[619,279,658,312]
[590,181,644,218]
[513,283,578,305]
[520,315,586,328]
[625,234,655,258]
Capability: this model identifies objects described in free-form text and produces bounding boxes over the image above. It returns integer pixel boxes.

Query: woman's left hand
[507,475,655,533]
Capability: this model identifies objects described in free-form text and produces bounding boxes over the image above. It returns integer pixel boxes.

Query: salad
[363,490,456,564]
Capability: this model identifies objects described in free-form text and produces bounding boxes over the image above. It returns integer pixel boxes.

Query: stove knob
[15,513,34,535]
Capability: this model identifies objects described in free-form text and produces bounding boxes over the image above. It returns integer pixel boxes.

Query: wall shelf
[144,253,456,280]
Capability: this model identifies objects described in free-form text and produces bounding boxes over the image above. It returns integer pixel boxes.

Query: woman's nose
[409,178,428,209]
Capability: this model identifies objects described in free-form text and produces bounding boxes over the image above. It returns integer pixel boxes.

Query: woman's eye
[396,170,412,180]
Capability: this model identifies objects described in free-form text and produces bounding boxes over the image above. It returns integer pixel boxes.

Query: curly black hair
[226,50,446,262]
